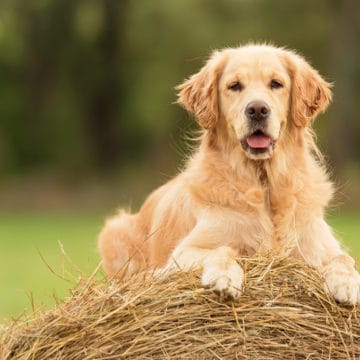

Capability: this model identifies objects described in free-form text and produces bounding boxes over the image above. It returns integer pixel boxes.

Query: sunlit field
[0,213,102,322]
[0,211,359,321]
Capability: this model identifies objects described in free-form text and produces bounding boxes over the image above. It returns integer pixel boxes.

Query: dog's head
[177,45,332,160]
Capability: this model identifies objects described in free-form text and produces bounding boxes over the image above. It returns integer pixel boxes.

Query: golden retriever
[98,44,360,304]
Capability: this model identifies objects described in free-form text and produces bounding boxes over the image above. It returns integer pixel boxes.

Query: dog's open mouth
[241,129,275,158]
[246,130,272,149]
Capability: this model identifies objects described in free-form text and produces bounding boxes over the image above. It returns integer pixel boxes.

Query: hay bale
[1,255,359,359]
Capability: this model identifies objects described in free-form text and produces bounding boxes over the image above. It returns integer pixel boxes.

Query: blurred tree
[22,1,75,167]
[328,0,360,170]
[82,0,129,169]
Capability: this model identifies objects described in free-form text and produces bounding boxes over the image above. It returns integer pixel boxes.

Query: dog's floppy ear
[176,51,226,129]
[284,51,332,127]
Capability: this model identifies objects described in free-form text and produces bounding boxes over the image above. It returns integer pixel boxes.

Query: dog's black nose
[245,101,271,121]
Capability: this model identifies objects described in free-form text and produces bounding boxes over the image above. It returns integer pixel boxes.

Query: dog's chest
[234,184,298,252]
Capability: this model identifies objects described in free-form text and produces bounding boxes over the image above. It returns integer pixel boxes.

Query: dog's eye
[270,79,283,89]
[228,81,243,92]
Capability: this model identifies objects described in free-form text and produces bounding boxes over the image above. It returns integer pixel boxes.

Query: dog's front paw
[201,260,244,299]
[324,258,360,305]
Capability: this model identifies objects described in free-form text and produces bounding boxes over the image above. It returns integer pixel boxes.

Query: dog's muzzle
[241,100,275,157]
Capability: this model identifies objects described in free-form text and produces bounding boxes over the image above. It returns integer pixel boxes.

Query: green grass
[0,211,359,321]
[328,211,360,264]
[0,213,103,322]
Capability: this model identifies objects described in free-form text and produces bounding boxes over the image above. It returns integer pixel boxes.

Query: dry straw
[1,254,359,359]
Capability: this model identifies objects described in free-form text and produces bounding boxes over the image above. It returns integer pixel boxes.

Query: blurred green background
[0,0,359,321]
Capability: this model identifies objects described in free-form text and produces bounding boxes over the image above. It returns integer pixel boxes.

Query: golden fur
[98,44,360,304]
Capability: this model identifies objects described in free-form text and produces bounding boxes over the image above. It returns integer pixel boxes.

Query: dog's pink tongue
[246,134,271,148]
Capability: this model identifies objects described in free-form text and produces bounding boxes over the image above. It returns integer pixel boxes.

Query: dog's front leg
[163,219,244,299]
[294,217,360,305]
